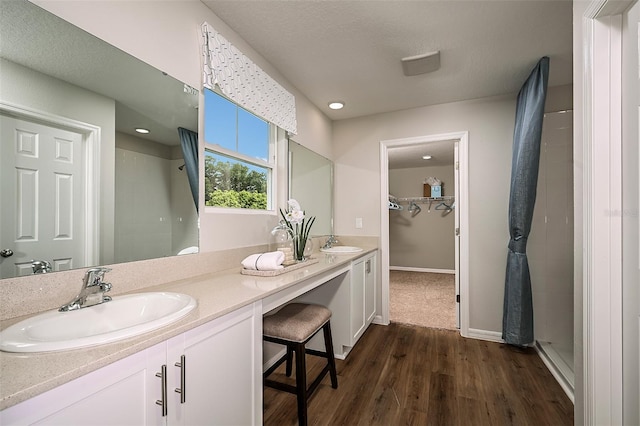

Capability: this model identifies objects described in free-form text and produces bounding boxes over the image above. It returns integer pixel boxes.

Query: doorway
[379,131,469,335]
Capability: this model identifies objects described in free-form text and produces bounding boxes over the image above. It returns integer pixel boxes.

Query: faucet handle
[87,267,111,275]
[84,267,112,285]
[31,260,52,274]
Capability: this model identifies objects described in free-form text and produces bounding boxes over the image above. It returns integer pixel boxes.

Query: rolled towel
[241,251,285,271]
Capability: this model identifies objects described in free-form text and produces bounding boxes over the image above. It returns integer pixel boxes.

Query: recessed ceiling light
[422,155,432,160]
[328,101,345,110]
[135,128,150,134]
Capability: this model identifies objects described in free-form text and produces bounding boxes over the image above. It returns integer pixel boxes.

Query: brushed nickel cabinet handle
[155,365,168,416]
[175,355,186,403]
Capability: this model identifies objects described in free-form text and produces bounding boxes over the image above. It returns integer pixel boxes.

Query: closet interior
[388,142,457,330]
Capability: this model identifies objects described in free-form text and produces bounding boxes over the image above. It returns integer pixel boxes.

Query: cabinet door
[177,303,261,426]
[350,259,366,343]
[146,341,172,426]
[1,349,155,426]
[364,255,376,324]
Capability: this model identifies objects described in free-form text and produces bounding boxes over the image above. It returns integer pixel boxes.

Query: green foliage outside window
[204,154,268,209]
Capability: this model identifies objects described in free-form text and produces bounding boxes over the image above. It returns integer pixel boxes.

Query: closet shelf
[396,196,455,204]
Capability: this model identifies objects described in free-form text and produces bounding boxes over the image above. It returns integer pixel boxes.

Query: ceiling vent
[401,51,441,76]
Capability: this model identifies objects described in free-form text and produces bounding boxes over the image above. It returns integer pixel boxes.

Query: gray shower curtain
[178,127,199,213]
[502,57,549,346]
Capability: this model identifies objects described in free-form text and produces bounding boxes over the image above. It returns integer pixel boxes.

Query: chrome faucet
[59,267,112,312]
[31,260,52,274]
[322,235,339,249]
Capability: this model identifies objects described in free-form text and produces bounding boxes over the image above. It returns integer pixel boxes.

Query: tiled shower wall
[114,144,197,263]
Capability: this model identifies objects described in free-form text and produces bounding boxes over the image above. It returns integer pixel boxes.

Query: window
[204,88,274,211]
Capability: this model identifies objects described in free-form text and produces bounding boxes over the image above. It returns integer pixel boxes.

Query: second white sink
[320,246,363,254]
[0,292,197,353]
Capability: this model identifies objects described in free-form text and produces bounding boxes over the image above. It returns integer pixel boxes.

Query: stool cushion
[264,303,332,343]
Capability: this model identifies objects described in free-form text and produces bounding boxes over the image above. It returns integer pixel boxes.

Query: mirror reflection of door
[0,1,199,278]
[0,114,86,278]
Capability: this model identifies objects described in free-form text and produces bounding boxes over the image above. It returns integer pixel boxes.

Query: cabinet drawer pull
[155,364,168,417]
[175,355,186,403]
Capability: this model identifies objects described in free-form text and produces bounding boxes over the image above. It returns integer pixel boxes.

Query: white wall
[32,0,333,253]
[333,85,572,333]
[388,164,455,270]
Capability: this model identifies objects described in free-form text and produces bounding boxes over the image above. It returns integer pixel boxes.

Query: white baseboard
[389,266,455,274]
[372,315,388,325]
[464,328,504,343]
[535,341,575,403]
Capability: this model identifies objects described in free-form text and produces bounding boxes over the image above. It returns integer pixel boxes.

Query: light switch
[355,217,363,229]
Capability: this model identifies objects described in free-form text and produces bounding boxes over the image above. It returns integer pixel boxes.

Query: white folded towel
[241,251,285,271]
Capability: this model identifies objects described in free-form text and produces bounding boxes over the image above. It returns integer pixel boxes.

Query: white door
[0,114,85,278]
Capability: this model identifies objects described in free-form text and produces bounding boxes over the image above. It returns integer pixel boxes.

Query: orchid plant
[280,199,315,261]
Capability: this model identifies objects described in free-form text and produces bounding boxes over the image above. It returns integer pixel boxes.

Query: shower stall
[528,110,574,399]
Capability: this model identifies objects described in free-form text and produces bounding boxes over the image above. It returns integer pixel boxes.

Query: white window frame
[203,102,277,215]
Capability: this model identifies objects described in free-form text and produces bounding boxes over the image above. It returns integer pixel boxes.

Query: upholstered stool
[263,303,338,426]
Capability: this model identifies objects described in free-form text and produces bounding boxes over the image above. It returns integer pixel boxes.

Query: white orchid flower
[287,199,301,212]
[288,209,305,224]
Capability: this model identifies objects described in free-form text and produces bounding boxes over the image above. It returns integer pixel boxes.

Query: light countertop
[0,247,376,411]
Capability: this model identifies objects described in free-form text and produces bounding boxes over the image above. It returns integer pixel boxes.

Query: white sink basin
[320,246,363,254]
[0,292,197,353]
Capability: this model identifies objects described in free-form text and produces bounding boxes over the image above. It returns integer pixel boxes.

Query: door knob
[0,249,13,258]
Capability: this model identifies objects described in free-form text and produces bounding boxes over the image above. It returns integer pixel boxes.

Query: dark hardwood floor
[263,323,574,426]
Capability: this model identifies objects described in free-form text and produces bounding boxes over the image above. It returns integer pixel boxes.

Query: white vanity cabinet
[286,251,378,359]
[350,252,376,345]
[167,303,261,426]
[0,303,262,426]
[1,348,153,425]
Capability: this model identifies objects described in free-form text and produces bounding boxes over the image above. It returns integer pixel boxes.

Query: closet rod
[396,196,455,204]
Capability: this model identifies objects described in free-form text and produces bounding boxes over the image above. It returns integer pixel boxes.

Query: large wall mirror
[0,0,199,279]
[288,140,333,236]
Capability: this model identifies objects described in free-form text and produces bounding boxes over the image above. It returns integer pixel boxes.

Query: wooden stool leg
[294,342,308,426]
[285,345,294,377]
[323,321,338,389]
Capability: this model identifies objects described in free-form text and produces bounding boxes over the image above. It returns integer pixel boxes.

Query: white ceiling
[202,0,573,122]
[2,0,573,163]
[387,139,457,169]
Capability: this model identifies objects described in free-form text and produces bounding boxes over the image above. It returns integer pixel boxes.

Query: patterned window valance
[201,22,297,134]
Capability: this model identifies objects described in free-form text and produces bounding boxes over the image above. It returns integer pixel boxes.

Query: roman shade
[201,22,297,134]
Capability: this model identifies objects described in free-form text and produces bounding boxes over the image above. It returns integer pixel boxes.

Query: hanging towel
[241,251,285,271]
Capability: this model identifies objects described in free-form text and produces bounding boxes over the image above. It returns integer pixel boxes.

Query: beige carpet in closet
[389,270,456,330]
